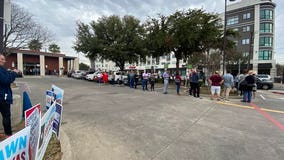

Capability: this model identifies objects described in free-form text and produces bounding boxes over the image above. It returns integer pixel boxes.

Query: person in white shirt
[163,70,170,94]
[142,71,149,91]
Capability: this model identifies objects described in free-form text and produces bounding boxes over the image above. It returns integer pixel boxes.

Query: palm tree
[48,43,60,53]
[28,39,42,51]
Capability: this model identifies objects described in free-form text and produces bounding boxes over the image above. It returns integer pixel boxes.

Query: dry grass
[0,121,62,160]
[43,135,62,160]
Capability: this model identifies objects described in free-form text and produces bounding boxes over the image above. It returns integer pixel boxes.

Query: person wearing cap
[208,71,224,101]
[0,54,19,137]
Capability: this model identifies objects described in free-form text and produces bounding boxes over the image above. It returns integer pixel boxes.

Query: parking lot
[17,76,284,160]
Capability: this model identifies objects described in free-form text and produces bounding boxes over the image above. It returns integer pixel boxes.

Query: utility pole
[223,0,236,75]
[247,31,254,70]
[282,67,284,84]
[0,0,4,54]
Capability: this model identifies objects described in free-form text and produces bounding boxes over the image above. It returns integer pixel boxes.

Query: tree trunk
[176,58,180,74]
[174,51,181,74]
[118,61,125,71]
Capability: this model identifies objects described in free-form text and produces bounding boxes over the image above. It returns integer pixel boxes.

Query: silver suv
[256,74,271,81]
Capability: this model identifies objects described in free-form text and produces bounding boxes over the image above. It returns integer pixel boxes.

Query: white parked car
[256,74,271,81]
[108,72,128,83]
[86,72,99,81]
[72,70,85,79]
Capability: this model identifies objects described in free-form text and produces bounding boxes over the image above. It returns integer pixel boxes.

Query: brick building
[5,49,78,76]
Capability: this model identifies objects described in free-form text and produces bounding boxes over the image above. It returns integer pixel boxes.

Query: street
[16,77,284,160]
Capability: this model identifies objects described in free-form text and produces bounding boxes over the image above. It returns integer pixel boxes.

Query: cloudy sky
[13,0,284,64]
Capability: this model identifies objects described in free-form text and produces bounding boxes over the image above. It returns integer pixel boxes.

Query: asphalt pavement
[16,77,284,160]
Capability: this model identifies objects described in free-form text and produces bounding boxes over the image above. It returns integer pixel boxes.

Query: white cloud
[12,0,284,65]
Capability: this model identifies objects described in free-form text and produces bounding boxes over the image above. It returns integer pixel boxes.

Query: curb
[272,91,284,95]
[60,128,72,160]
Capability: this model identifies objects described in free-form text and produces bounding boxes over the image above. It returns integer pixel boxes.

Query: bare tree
[3,3,53,55]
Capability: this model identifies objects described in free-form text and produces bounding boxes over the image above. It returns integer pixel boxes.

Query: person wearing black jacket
[0,54,19,136]
[241,70,255,103]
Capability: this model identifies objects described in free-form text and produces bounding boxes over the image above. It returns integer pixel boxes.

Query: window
[227,16,239,25]
[172,61,176,64]
[243,13,251,19]
[147,61,150,65]
[166,56,170,61]
[242,26,250,32]
[258,50,272,60]
[260,9,273,20]
[259,37,272,47]
[243,52,249,57]
[171,54,175,58]
[260,23,273,33]
[233,28,239,31]
[242,38,250,45]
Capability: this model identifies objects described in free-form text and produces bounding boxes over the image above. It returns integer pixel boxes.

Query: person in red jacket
[102,72,108,84]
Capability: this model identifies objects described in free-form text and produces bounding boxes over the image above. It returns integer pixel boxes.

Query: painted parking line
[217,101,284,114]
[251,103,284,132]
[259,94,266,100]
[218,101,284,132]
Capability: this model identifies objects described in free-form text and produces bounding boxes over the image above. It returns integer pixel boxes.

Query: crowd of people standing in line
[94,68,256,103]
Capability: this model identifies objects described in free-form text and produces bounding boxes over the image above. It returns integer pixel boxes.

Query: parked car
[86,71,99,81]
[15,70,23,78]
[123,76,142,86]
[256,74,271,81]
[67,70,75,77]
[72,70,86,79]
[108,72,128,83]
[256,77,273,90]
[83,71,95,80]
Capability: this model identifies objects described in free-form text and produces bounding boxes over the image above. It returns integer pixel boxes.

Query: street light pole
[223,0,236,75]
[247,31,254,70]
[222,0,228,75]
[0,0,4,54]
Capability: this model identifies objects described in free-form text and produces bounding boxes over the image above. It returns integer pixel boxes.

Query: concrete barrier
[0,94,23,131]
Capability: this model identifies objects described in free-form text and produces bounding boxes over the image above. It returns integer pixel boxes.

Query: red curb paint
[251,103,284,132]
[272,92,284,95]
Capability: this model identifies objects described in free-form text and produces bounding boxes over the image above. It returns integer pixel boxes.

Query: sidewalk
[273,83,284,90]
[142,83,242,99]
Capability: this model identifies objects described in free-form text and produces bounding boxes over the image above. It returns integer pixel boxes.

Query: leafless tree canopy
[3,3,53,55]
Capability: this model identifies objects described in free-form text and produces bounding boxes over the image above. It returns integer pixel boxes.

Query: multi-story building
[226,0,276,76]
[94,52,188,76]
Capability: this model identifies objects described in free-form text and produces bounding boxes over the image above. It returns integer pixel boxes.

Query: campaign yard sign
[50,85,64,138]
[0,126,30,160]
[36,103,56,160]
[25,104,41,160]
[51,85,64,105]
[46,90,56,110]
[53,103,63,139]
